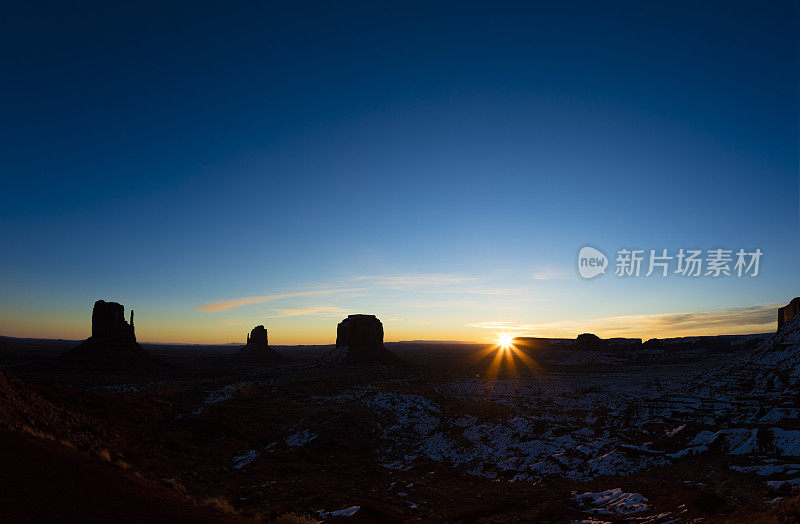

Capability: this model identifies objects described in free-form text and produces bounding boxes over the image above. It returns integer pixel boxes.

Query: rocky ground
[1,325,799,522]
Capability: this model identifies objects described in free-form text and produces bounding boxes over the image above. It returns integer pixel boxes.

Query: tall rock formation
[323,315,405,366]
[711,298,800,394]
[778,297,800,332]
[91,300,136,342]
[236,325,285,363]
[54,300,167,375]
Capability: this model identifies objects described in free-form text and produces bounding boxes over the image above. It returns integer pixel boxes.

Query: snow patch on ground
[730,463,800,475]
[318,505,360,518]
[321,388,668,481]
[771,428,800,455]
[682,427,800,456]
[232,449,259,469]
[205,382,247,404]
[285,429,318,446]
[765,477,800,489]
[573,488,650,515]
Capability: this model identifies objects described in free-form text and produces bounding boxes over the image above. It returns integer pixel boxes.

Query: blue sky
[1,1,797,344]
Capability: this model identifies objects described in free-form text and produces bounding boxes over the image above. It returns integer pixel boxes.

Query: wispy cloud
[214,306,348,325]
[351,273,478,288]
[532,266,570,280]
[216,319,262,326]
[198,288,364,312]
[267,306,347,318]
[469,320,532,330]
[350,273,538,300]
[399,299,484,309]
[626,305,778,332]
[468,304,780,338]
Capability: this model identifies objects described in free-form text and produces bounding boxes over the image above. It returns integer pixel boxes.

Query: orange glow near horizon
[0,304,780,346]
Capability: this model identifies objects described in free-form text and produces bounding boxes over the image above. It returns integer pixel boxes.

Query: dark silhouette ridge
[324,314,405,366]
[575,333,604,350]
[236,325,286,362]
[778,297,800,332]
[516,334,643,353]
[53,300,168,375]
[515,333,761,355]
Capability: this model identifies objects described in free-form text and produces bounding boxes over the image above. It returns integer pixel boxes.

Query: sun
[469,332,541,378]
[497,333,514,348]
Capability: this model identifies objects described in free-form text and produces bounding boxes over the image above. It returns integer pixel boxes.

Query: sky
[0,1,798,345]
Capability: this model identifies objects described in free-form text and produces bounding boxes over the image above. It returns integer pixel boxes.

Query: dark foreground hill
[0,428,248,524]
[0,368,250,523]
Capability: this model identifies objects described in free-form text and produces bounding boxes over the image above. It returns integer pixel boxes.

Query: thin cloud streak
[215,306,348,325]
[198,288,364,312]
[267,306,347,318]
[351,273,479,288]
[532,266,570,280]
[216,319,261,326]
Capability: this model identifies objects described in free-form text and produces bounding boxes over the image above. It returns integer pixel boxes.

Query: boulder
[236,325,285,363]
[324,315,405,366]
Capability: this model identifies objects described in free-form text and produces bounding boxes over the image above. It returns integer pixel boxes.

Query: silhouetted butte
[236,325,285,363]
[324,314,405,366]
[53,300,168,376]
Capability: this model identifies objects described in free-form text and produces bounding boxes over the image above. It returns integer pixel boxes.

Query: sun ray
[486,345,505,379]
[505,345,517,373]
[470,343,500,363]
[508,345,542,372]
[469,333,547,380]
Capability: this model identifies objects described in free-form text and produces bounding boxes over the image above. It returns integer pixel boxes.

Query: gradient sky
[1,1,797,344]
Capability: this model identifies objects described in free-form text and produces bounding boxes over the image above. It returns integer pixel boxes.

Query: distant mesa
[53,300,168,375]
[516,332,758,356]
[323,314,405,366]
[575,333,603,350]
[778,297,800,332]
[517,333,643,353]
[514,333,646,354]
[236,325,286,363]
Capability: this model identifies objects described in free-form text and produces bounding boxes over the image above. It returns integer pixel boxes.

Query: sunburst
[468,333,542,379]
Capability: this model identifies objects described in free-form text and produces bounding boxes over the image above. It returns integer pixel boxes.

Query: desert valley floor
[1,319,800,523]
